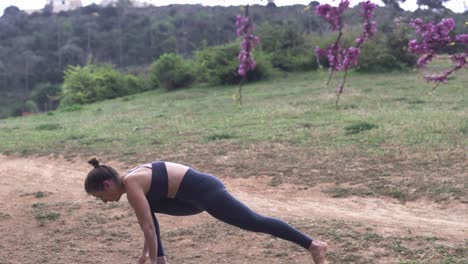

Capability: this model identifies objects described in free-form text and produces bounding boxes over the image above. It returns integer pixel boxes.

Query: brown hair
[84,158,119,193]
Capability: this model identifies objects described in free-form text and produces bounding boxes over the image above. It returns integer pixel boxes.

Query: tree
[382,0,406,11]
[308,1,320,9]
[267,0,277,8]
[3,6,21,17]
[417,0,450,10]
[30,83,61,111]
[57,43,85,67]
[0,59,6,91]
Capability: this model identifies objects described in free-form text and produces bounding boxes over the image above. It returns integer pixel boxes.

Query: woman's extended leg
[199,187,327,263]
[199,187,313,248]
[176,168,328,263]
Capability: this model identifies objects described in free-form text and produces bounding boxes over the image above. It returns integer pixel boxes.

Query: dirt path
[0,154,466,263]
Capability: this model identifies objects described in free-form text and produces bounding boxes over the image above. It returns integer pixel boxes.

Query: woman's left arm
[125,177,159,264]
[136,240,148,264]
[157,256,168,264]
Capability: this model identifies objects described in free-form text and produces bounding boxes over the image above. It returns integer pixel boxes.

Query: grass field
[1,67,466,202]
[0,66,467,263]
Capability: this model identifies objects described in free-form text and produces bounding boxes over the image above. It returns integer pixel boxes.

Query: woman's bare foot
[308,240,328,264]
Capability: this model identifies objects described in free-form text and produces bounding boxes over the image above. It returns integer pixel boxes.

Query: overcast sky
[0,0,466,16]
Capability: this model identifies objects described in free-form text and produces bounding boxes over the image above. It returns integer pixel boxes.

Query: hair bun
[88,158,100,168]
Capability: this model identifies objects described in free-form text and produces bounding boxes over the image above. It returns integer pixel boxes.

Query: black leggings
[151,168,313,256]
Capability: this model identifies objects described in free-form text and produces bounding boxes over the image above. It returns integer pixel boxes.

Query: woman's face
[90,180,122,203]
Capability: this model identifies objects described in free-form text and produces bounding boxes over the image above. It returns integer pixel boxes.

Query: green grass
[0,70,465,156]
[0,68,466,201]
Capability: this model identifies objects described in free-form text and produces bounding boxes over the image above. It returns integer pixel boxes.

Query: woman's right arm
[136,240,148,264]
[125,177,158,264]
[142,239,148,257]
[157,256,168,264]
[139,241,167,264]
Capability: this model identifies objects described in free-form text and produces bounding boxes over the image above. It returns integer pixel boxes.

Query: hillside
[0,3,466,118]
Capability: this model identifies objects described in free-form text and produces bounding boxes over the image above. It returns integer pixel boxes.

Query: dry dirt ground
[0,154,466,264]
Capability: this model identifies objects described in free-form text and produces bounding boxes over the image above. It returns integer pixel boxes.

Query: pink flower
[343,47,360,69]
[314,46,327,59]
[424,73,448,83]
[327,42,343,71]
[408,17,467,89]
[455,34,468,44]
[417,54,434,68]
[451,54,467,68]
[315,0,377,100]
[315,0,349,31]
[236,15,260,77]
[408,18,456,55]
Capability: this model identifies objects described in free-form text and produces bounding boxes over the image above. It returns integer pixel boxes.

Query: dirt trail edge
[0,154,466,263]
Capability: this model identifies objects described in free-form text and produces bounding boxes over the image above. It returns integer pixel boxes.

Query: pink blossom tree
[315,0,378,108]
[408,18,467,91]
[235,6,260,105]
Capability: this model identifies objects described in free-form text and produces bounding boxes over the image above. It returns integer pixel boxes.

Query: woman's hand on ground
[136,254,149,264]
[156,256,168,264]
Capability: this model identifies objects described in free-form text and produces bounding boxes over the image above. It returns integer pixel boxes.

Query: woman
[84,158,328,264]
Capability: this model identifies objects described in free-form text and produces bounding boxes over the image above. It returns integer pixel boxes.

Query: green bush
[248,51,274,82]
[385,26,418,68]
[30,83,61,112]
[7,101,24,117]
[257,22,307,53]
[257,23,318,72]
[150,53,195,91]
[358,29,416,72]
[24,100,39,113]
[358,37,407,72]
[60,64,144,107]
[194,42,273,85]
[311,29,416,72]
[270,47,318,72]
[358,45,402,72]
[193,43,238,85]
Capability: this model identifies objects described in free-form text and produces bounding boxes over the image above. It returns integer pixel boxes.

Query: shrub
[60,64,144,107]
[257,22,318,72]
[311,28,416,73]
[385,27,417,69]
[150,53,195,91]
[193,43,239,85]
[357,29,417,72]
[270,47,318,72]
[7,101,25,117]
[194,42,273,85]
[358,38,406,72]
[256,22,306,53]
[30,83,61,112]
[24,100,39,113]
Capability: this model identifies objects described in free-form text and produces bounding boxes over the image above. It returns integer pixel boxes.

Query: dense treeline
[0,2,466,117]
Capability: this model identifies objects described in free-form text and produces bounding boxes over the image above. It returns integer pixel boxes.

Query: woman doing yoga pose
[84,158,328,264]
